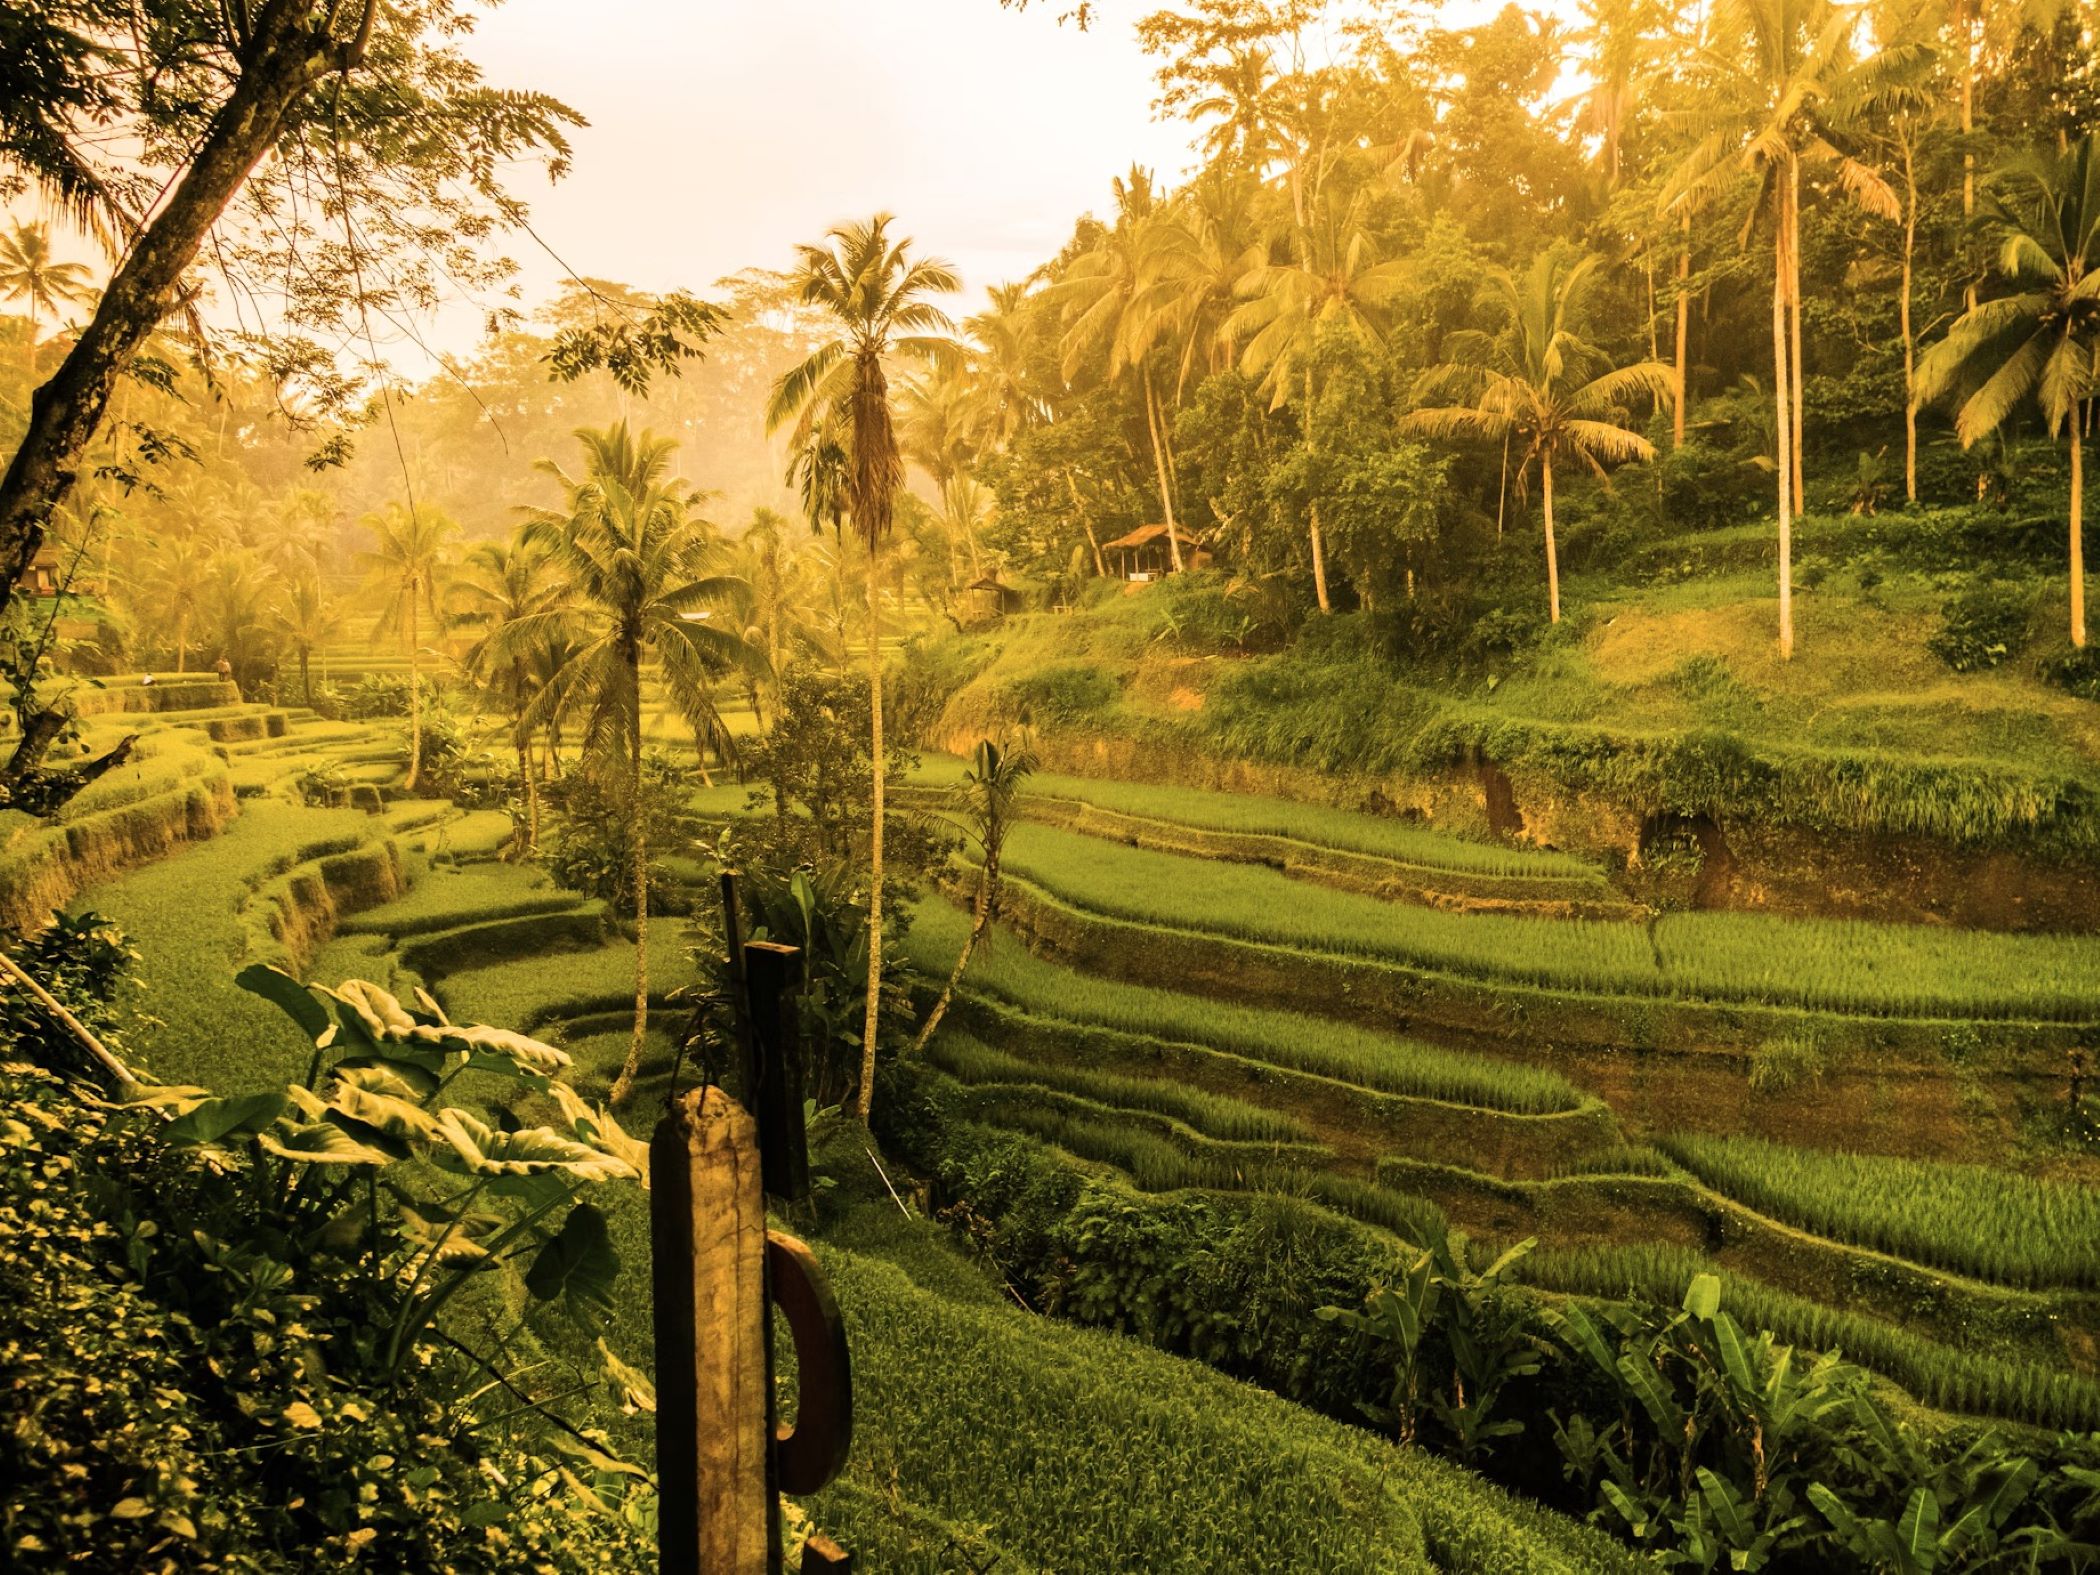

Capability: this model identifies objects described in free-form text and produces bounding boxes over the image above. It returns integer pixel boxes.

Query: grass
[434,925,695,1033]
[902,898,1583,1115]
[997,822,2100,1021]
[1523,1242,2100,1432]
[337,863,579,937]
[1659,1132,2100,1291]
[926,1032,1313,1143]
[801,1201,1640,1573]
[910,753,1607,882]
[84,800,380,1090]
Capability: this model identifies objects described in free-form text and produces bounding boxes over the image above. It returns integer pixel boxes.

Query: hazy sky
[463,0,1196,328]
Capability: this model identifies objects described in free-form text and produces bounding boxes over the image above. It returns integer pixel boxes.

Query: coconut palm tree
[1226,183,1411,612]
[730,507,834,730]
[910,738,1037,1054]
[1054,168,1189,573]
[270,571,342,706]
[0,223,93,388]
[452,531,566,854]
[1403,252,1676,625]
[357,504,458,792]
[766,213,961,1125]
[1918,135,2100,648]
[1665,0,1913,658]
[511,423,756,1105]
[900,371,987,579]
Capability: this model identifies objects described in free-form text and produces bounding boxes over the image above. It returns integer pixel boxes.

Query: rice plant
[928,1033,1313,1143]
[1522,1243,2100,1432]
[1659,1133,2100,1290]
[903,898,1583,1115]
[910,754,1604,882]
[997,823,2100,1022]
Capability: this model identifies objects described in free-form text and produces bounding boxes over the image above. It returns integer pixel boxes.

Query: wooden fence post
[744,940,810,1203]
[652,1086,779,1574]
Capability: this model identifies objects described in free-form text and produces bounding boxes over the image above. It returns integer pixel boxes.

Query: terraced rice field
[995,822,2100,1021]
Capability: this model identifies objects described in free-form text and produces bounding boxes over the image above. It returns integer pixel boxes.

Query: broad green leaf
[548,1083,650,1181]
[416,1023,571,1078]
[1682,1272,1722,1322]
[1616,1349,1684,1433]
[1896,1486,1940,1570]
[235,964,331,1042]
[1711,1312,1757,1399]
[433,1109,638,1181]
[598,1338,656,1415]
[164,1092,288,1146]
[1695,1468,1752,1545]
[524,1202,619,1322]
[322,1066,438,1143]
[328,980,419,1043]
[1809,1481,1865,1544]
[257,1119,397,1167]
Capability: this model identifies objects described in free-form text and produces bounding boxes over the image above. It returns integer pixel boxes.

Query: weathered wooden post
[650,877,854,1573]
[652,1087,778,1574]
[744,940,810,1203]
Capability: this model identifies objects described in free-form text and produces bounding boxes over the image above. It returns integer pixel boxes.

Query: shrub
[1928,582,2035,672]
[1748,1031,1824,1092]
[2039,641,2100,702]
[338,672,430,719]
[539,752,697,913]
[997,662,1117,727]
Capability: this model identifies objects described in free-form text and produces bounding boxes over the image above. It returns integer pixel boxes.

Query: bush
[1928,582,2036,672]
[997,662,1117,727]
[2039,641,2100,701]
[540,752,696,913]
[337,672,440,719]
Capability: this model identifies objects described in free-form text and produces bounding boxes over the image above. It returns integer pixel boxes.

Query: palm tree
[911,738,1038,1054]
[511,423,755,1105]
[453,531,565,854]
[1667,0,1911,657]
[357,504,458,792]
[900,371,987,579]
[1054,168,1188,573]
[139,535,213,673]
[270,571,341,705]
[1402,253,1676,624]
[0,223,93,388]
[766,214,961,1126]
[729,508,833,730]
[1918,135,2100,648]
[1226,184,1411,613]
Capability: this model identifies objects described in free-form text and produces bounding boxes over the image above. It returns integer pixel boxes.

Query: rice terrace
[7,0,2100,1570]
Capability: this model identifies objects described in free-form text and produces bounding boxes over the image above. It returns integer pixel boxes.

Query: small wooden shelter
[963,574,1023,621]
[1101,523,1206,582]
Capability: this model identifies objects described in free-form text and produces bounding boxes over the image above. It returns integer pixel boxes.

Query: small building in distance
[1102,523,1208,582]
[16,542,107,599]
[963,574,1025,622]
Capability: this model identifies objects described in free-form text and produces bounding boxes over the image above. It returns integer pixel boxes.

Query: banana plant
[1317,1247,1439,1445]
[137,967,649,1394]
[1813,1417,2044,1574]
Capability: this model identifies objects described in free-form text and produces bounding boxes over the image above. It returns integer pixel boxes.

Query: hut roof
[966,575,1011,592]
[1102,523,1201,552]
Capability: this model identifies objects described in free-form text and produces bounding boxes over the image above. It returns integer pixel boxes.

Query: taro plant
[141,966,650,1394]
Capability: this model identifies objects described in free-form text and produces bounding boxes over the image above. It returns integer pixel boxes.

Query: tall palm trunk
[856,552,885,1124]
[298,648,311,705]
[1899,136,1919,505]
[1066,470,1108,576]
[1773,216,1796,661]
[1673,213,1691,448]
[1140,369,1185,573]
[1787,157,1806,513]
[513,657,538,855]
[1542,452,1560,624]
[1305,367,1331,613]
[404,593,423,791]
[2072,402,2087,649]
[611,649,649,1105]
[912,836,995,1055]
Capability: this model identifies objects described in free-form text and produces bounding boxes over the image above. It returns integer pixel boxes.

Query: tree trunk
[1787,156,1806,515]
[1141,370,1185,573]
[1900,137,1918,506]
[174,611,189,673]
[611,655,649,1106]
[1673,214,1691,448]
[404,593,422,791]
[0,3,372,623]
[1773,220,1795,662]
[1065,469,1108,576]
[1305,366,1330,613]
[856,552,885,1124]
[911,840,996,1055]
[2073,403,2087,650]
[299,648,311,704]
[1542,453,1560,624]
